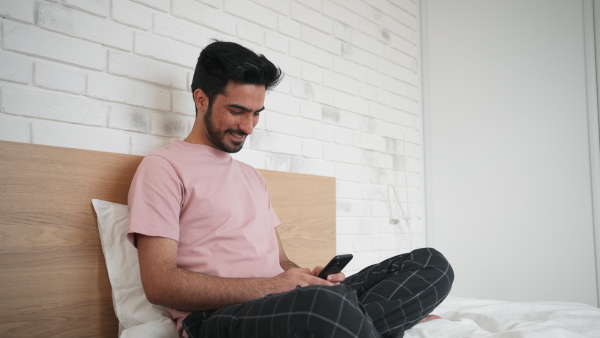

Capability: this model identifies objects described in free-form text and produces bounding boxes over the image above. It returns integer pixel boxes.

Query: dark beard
[203,105,246,153]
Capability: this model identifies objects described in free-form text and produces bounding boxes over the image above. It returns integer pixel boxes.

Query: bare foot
[419,314,442,323]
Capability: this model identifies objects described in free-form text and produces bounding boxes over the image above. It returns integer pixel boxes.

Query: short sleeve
[127,155,183,247]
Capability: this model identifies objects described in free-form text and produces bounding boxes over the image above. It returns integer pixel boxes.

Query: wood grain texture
[0,141,336,337]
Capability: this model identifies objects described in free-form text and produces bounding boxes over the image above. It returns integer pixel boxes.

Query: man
[128,41,453,338]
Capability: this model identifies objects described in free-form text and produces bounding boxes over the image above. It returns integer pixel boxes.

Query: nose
[238,113,256,135]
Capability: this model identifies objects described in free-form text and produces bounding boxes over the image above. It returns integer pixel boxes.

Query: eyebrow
[227,104,265,114]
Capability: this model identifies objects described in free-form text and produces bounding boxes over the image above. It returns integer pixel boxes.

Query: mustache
[226,129,248,136]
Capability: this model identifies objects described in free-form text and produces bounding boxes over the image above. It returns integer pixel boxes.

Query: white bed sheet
[405,296,600,338]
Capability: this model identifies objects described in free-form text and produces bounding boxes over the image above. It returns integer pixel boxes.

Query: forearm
[143,266,283,312]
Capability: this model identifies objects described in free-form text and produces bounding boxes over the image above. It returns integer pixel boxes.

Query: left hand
[311,266,346,284]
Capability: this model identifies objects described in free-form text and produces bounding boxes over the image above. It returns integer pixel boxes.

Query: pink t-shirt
[127,140,284,334]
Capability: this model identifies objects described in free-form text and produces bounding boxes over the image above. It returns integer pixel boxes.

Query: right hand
[273,268,335,292]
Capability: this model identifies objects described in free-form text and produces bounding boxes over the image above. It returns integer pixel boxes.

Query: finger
[312,266,324,276]
[326,272,346,283]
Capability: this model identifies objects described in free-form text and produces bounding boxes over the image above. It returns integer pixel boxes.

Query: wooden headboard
[0,141,336,337]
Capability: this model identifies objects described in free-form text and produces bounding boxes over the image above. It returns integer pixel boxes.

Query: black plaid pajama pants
[182,247,454,338]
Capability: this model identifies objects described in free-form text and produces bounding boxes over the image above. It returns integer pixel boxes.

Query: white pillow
[92,199,178,338]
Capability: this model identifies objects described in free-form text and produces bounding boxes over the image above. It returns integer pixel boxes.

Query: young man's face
[201,81,266,153]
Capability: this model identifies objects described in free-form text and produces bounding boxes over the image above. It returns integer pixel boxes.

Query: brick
[31,119,129,153]
[353,132,386,151]
[300,0,321,11]
[301,140,322,158]
[313,85,334,106]
[333,0,371,19]
[336,235,354,254]
[229,148,266,170]
[323,71,360,96]
[0,52,31,84]
[34,62,85,94]
[3,21,105,70]
[332,21,352,43]
[0,112,30,143]
[108,104,150,133]
[265,52,301,78]
[291,157,335,176]
[237,21,265,45]
[336,181,362,199]
[149,111,191,138]
[172,0,236,35]
[352,30,385,56]
[338,199,369,218]
[358,17,381,41]
[314,123,333,142]
[154,13,220,48]
[323,1,360,30]
[224,1,277,29]
[0,0,34,23]
[391,94,419,115]
[131,0,169,12]
[384,46,416,71]
[87,72,170,111]
[1,86,106,126]
[253,0,290,15]
[390,3,417,28]
[63,0,109,17]
[391,62,419,86]
[301,25,341,55]
[324,143,361,164]
[37,2,132,51]
[265,153,292,172]
[265,31,289,54]
[361,184,386,201]
[300,100,322,120]
[290,40,333,69]
[363,150,393,169]
[197,0,221,9]
[341,43,377,68]
[384,75,418,100]
[389,0,417,16]
[135,32,199,69]
[265,112,314,138]
[333,91,369,116]
[265,91,300,116]
[332,58,368,81]
[108,51,188,90]
[172,90,195,116]
[249,129,301,155]
[336,217,362,235]
[277,16,301,39]
[289,78,314,99]
[130,132,173,155]
[334,127,353,145]
[300,63,322,84]
[113,0,152,30]
[291,3,332,34]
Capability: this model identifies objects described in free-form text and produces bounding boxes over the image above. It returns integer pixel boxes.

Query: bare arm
[275,230,301,271]
[137,234,334,312]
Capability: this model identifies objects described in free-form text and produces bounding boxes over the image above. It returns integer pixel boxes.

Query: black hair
[191,41,283,114]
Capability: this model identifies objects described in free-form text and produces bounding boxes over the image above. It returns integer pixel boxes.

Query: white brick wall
[0,0,424,274]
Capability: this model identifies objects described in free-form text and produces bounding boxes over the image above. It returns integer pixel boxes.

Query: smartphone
[317,254,353,279]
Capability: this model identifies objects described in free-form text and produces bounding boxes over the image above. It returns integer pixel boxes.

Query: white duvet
[405,297,600,338]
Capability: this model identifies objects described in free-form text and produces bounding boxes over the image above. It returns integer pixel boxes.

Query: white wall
[0,0,423,274]
[422,0,599,306]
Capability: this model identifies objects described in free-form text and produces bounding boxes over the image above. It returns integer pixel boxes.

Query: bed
[1,140,599,337]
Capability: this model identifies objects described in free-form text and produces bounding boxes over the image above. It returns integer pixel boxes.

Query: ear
[193,89,209,115]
